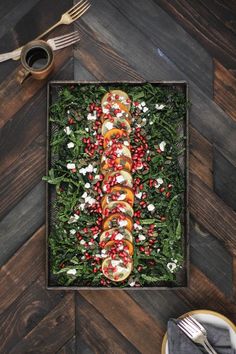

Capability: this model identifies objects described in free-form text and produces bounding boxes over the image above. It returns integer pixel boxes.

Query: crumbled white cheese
[82,192,88,199]
[105,122,113,130]
[147,204,155,211]
[143,106,149,113]
[111,260,122,267]
[115,233,124,240]
[116,175,125,183]
[156,177,164,188]
[87,164,94,172]
[85,183,91,189]
[80,239,86,245]
[155,103,165,110]
[68,214,79,224]
[141,101,146,107]
[116,148,123,157]
[70,229,76,235]
[129,281,136,287]
[159,141,166,152]
[135,192,143,199]
[67,142,75,149]
[64,126,72,135]
[87,113,96,121]
[118,194,126,201]
[167,262,177,273]
[138,235,146,241]
[116,265,126,273]
[79,203,85,211]
[67,163,76,170]
[67,269,76,275]
[119,220,128,227]
[116,112,123,118]
[79,168,87,175]
[134,223,142,230]
[123,141,129,146]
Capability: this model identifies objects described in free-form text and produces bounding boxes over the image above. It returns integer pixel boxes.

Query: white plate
[161,310,236,354]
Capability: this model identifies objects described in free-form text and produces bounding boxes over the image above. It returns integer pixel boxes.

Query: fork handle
[201,341,217,354]
[204,338,218,354]
[12,19,63,61]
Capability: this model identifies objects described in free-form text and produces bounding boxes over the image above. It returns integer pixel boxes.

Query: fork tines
[51,31,80,50]
[68,0,91,20]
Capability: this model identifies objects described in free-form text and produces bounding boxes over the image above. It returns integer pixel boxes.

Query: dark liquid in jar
[26,47,49,69]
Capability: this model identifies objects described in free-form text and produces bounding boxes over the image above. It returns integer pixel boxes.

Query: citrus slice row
[100,90,134,282]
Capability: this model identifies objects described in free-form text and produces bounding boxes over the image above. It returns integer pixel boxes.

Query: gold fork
[1,0,90,61]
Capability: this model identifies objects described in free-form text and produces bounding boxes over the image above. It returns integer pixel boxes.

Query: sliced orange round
[101,185,134,209]
[103,129,130,149]
[101,156,132,174]
[101,118,131,136]
[102,201,134,218]
[102,213,133,232]
[102,256,133,282]
[104,239,134,256]
[102,170,133,192]
[110,90,131,111]
[101,145,131,163]
[100,228,133,243]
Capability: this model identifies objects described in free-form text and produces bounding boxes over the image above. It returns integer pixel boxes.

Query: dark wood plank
[57,336,76,354]
[76,294,141,354]
[0,226,45,314]
[111,0,213,96]
[79,291,163,354]
[0,88,46,175]
[127,290,190,329]
[75,0,236,164]
[190,173,236,250]
[213,145,236,211]
[157,0,236,69]
[0,58,73,220]
[177,266,236,322]
[74,22,142,81]
[9,293,75,354]
[189,126,213,188]
[0,182,44,267]
[0,134,45,220]
[190,218,233,298]
[214,59,236,122]
[0,275,65,354]
[75,0,212,96]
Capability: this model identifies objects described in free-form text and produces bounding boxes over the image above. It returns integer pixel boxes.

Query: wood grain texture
[79,290,164,354]
[0,226,45,314]
[76,295,141,354]
[9,293,75,354]
[157,0,236,69]
[189,126,213,188]
[1,0,236,352]
[0,182,45,267]
[213,145,236,211]
[57,336,76,354]
[0,275,64,353]
[190,173,236,250]
[214,59,236,121]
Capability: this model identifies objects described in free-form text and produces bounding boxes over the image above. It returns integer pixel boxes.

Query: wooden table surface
[0,0,236,353]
